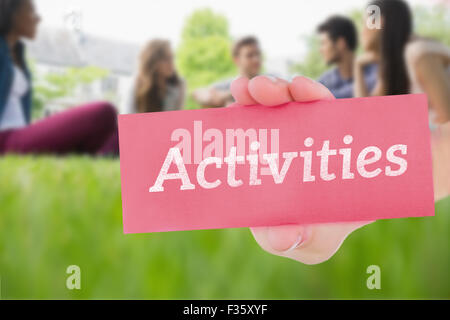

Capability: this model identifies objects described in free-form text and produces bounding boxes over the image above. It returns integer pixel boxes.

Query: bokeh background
[0,0,449,299]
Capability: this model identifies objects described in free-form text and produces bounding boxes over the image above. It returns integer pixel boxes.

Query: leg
[1,102,119,156]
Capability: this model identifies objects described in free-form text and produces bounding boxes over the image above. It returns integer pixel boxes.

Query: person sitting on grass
[0,0,119,156]
[317,15,378,99]
[125,39,186,114]
[192,36,263,108]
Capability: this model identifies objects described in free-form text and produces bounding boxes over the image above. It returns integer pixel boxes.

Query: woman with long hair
[127,39,185,113]
[354,0,450,126]
[0,0,119,155]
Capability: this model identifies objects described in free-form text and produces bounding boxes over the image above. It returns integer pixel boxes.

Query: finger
[285,221,374,265]
[230,76,258,105]
[251,221,374,265]
[288,76,335,102]
[248,76,293,106]
[250,225,311,253]
[266,225,311,252]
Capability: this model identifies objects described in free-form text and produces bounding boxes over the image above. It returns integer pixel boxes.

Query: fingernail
[284,234,304,253]
[265,75,278,83]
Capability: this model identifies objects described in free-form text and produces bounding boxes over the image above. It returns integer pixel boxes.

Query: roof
[26,27,140,76]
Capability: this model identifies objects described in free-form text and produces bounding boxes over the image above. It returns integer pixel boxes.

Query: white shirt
[0,65,29,131]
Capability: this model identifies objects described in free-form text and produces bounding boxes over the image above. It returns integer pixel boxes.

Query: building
[26,27,141,115]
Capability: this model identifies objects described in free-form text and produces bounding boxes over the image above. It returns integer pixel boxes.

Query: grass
[0,156,448,299]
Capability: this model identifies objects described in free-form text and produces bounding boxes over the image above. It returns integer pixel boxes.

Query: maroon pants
[0,102,119,156]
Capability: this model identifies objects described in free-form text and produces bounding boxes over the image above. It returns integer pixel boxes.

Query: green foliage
[31,63,109,120]
[414,5,450,47]
[181,9,229,39]
[290,36,327,80]
[176,9,236,108]
[0,156,448,299]
[177,36,235,89]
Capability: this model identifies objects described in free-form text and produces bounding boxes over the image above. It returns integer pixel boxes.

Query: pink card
[118,94,435,234]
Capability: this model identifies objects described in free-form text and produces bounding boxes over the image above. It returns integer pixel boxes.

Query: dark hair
[232,36,259,57]
[0,0,25,36]
[370,0,412,95]
[317,15,358,51]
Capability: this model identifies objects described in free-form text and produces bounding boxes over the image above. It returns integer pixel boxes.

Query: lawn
[0,156,448,299]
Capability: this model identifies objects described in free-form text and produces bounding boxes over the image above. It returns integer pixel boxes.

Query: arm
[414,53,450,124]
[192,85,233,109]
[411,50,450,200]
[354,62,369,97]
[354,52,381,97]
[431,122,450,202]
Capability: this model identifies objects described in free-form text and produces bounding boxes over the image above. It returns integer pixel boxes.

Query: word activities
[118,94,434,233]
[149,134,408,193]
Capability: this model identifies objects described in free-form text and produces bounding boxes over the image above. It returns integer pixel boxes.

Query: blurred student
[193,36,262,108]
[0,0,118,155]
[126,39,185,113]
[317,15,378,99]
[354,0,450,126]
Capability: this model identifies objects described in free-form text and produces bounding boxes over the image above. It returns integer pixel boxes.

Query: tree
[289,35,327,81]
[31,63,108,120]
[414,4,450,47]
[176,9,236,108]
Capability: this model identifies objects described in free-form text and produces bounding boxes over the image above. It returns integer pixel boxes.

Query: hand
[229,75,375,265]
[353,52,379,97]
[193,88,233,108]
[192,89,213,106]
[355,51,379,67]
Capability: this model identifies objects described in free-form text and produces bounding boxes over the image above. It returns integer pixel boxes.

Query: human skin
[355,11,450,123]
[192,44,262,109]
[230,75,449,265]
[6,0,40,44]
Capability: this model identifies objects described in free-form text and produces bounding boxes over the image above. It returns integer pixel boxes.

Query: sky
[35,0,442,64]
